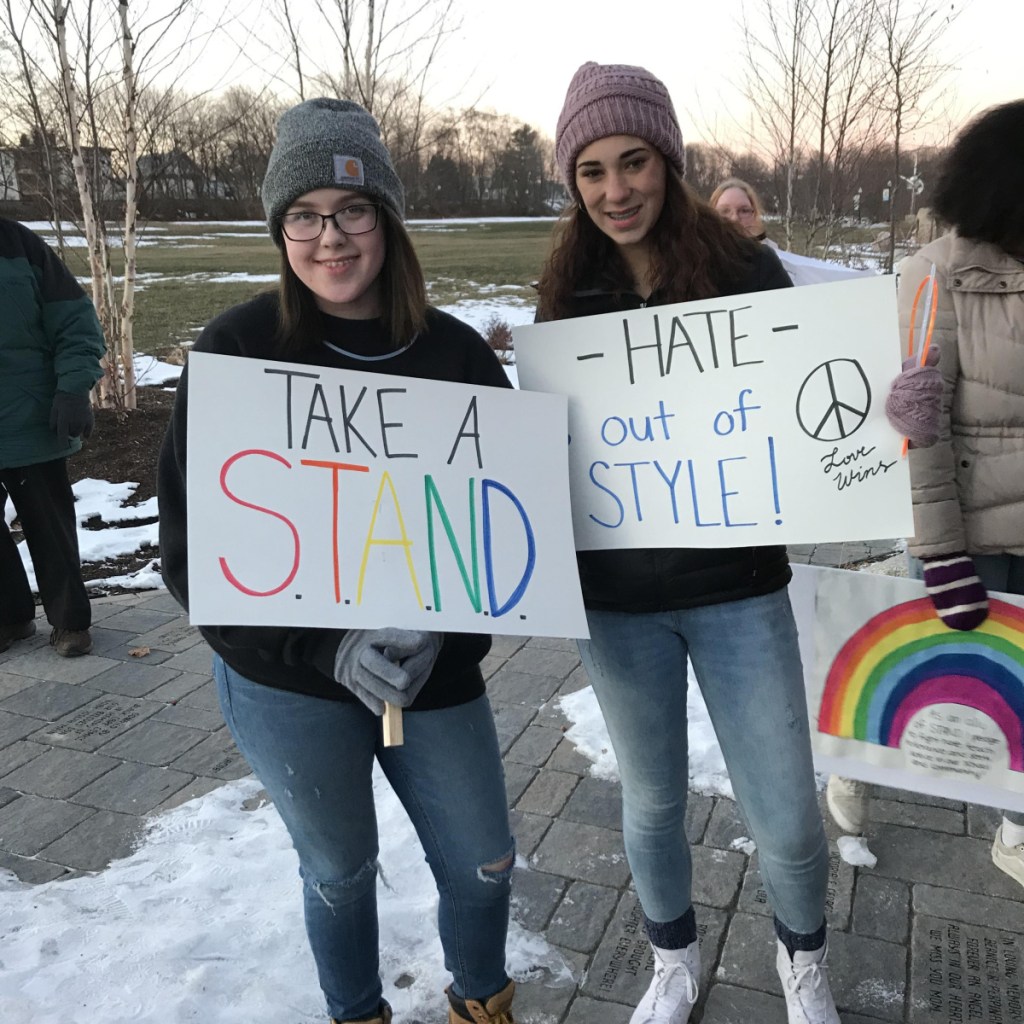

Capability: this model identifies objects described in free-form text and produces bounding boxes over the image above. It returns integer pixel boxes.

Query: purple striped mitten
[921,553,989,631]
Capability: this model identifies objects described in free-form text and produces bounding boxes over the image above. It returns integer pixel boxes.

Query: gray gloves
[50,391,94,441]
[333,628,442,715]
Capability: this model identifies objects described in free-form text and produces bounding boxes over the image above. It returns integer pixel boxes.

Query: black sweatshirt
[157,292,513,706]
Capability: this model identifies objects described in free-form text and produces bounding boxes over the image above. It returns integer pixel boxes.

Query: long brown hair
[537,171,753,321]
[275,204,427,354]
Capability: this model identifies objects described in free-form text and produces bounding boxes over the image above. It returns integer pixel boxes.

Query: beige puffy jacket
[899,232,1024,557]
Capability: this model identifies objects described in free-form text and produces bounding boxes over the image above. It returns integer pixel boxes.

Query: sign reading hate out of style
[185,352,588,638]
[513,276,914,550]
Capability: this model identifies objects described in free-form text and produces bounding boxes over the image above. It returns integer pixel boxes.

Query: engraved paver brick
[909,915,1024,1024]
[168,729,249,779]
[517,770,579,817]
[506,724,564,767]
[853,875,910,944]
[547,880,619,953]
[531,820,629,888]
[0,794,94,855]
[129,618,205,653]
[72,761,193,814]
[561,776,622,831]
[85,628,137,655]
[38,809,145,871]
[511,866,567,931]
[30,694,161,752]
[913,883,1024,931]
[96,719,207,765]
[86,661,183,698]
[0,747,118,799]
[701,984,790,1024]
[738,849,855,929]
[94,643,175,666]
[718,912,906,1021]
[136,592,186,614]
[873,784,964,812]
[582,893,726,1007]
[0,680,103,721]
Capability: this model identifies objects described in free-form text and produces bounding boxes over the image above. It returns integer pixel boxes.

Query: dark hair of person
[536,169,752,321]
[274,203,427,354]
[931,99,1024,253]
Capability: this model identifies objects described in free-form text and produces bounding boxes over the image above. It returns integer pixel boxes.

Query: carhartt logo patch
[333,155,365,186]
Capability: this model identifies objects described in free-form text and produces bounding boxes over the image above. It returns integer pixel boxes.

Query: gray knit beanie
[262,97,405,246]
[555,62,685,195]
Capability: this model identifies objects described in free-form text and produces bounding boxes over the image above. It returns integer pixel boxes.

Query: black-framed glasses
[280,203,381,241]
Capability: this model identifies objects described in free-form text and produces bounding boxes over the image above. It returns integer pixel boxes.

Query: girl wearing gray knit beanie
[538,62,846,1024]
[158,97,518,1024]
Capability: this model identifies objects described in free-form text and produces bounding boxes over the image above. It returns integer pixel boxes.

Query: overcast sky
[200,0,1019,150]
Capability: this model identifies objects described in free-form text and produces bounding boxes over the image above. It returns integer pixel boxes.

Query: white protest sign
[790,564,1024,814]
[513,276,913,550]
[185,352,588,638]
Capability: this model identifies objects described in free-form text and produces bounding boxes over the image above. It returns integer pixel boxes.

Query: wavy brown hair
[537,170,753,321]
[275,203,427,355]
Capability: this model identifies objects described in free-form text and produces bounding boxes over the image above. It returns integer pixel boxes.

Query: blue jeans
[910,552,1024,827]
[578,587,828,937]
[214,656,514,1021]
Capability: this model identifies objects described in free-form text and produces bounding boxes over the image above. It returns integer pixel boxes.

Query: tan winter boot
[331,1004,392,1024]
[447,980,515,1023]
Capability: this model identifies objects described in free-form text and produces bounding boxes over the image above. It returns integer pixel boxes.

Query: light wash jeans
[214,655,514,1021]
[578,587,829,937]
[911,552,1024,827]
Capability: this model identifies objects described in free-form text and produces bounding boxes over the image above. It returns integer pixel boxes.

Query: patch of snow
[837,835,877,867]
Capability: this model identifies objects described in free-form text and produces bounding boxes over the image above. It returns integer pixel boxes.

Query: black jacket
[547,241,795,612]
[157,292,512,706]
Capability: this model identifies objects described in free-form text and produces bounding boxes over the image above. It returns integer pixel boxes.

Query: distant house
[9,132,118,203]
[138,149,231,201]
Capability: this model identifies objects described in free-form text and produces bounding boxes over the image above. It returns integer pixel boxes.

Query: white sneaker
[992,824,1024,889]
[630,940,700,1024]
[826,776,869,834]
[776,939,841,1024]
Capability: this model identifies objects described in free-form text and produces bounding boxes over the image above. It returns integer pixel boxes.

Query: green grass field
[56,219,555,358]
[49,215,885,359]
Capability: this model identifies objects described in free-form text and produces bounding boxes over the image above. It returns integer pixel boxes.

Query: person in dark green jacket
[0,218,105,657]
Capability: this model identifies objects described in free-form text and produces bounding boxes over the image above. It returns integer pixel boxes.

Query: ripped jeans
[214,656,514,1021]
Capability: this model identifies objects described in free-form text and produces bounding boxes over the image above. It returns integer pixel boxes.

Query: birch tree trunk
[118,0,138,409]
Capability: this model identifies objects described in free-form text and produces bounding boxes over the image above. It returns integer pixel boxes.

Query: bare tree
[873,0,956,271]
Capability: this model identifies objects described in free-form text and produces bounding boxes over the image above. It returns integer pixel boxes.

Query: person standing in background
[0,218,104,658]
[896,99,1024,890]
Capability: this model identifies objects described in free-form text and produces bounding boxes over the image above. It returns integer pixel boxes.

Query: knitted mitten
[885,348,942,448]
[921,553,989,630]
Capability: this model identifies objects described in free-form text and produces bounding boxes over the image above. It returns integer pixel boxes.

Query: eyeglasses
[722,206,756,221]
[280,203,381,241]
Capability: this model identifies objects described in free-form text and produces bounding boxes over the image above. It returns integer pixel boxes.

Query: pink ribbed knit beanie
[555,62,685,194]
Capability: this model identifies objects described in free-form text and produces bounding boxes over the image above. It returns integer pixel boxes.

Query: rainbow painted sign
[819,597,1024,771]
[185,352,588,638]
[790,565,1024,812]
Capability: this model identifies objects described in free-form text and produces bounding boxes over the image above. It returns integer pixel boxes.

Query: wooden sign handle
[382,702,404,746]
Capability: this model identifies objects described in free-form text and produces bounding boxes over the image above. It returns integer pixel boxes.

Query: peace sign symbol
[796,359,872,441]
